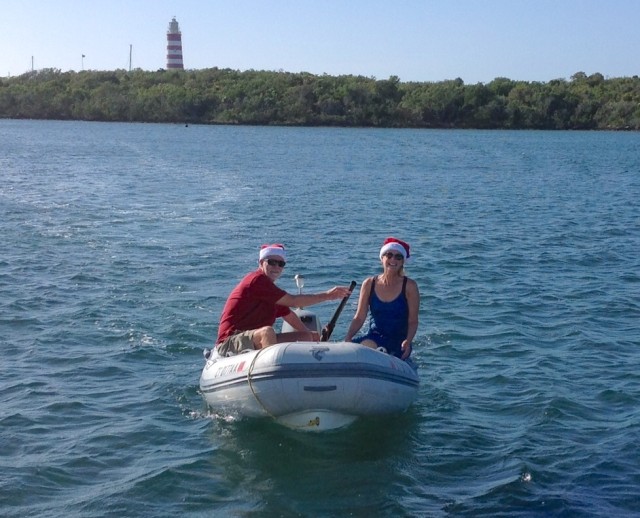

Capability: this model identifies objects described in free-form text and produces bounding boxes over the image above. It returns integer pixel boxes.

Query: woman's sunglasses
[266,259,286,267]
[383,252,404,261]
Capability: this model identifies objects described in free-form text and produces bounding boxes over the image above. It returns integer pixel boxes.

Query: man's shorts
[216,330,256,356]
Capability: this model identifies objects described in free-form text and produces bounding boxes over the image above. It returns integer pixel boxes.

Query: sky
[2,0,639,84]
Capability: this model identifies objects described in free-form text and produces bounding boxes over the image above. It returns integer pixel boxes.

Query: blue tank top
[363,276,409,357]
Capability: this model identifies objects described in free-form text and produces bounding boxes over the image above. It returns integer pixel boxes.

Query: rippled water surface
[1,120,639,517]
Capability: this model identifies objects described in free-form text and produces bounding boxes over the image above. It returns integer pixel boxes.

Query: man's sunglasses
[383,252,404,261]
[266,259,286,267]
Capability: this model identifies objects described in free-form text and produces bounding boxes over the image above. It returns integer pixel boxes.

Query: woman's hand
[401,340,412,360]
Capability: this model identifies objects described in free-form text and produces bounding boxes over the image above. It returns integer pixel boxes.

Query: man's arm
[277,286,351,308]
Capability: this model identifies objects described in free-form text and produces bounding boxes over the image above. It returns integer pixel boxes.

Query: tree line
[1,67,639,129]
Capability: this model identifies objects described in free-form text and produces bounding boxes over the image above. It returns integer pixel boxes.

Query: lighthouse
[166,17,184,69]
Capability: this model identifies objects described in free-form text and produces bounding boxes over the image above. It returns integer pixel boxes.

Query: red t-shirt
[216,269,291,344]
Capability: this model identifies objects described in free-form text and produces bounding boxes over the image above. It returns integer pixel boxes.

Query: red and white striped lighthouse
[166,17,184,69]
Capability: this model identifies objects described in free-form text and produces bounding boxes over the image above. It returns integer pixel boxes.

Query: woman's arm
[344,277,372,341]
[401,278,420,359]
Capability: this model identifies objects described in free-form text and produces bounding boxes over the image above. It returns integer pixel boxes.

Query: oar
[320,281,356,342]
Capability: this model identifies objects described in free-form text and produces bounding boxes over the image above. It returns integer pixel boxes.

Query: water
[1,120,639,517]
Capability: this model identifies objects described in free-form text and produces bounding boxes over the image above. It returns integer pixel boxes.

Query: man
[215,243,352,356]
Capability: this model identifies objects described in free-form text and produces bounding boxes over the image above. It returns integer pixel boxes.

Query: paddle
[320,281,356,342]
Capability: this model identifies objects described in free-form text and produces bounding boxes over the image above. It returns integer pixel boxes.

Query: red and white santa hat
[379,237,411,262]
[259,243,287,262]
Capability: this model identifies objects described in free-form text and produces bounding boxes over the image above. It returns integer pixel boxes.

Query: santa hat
[259,243,287,262]
[379,237,411,262]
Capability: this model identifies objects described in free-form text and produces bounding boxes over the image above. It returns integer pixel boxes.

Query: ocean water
[1,119,639,517]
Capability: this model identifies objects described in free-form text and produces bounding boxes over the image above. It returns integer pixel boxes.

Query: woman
[345,237,420,360]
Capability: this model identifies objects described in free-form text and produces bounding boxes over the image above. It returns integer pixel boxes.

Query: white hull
[199,341,419,431]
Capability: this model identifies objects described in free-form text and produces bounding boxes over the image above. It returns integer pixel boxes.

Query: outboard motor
[282,308,323,334]
[281,274,323,334]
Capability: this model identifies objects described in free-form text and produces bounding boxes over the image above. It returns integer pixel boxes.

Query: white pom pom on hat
[259,243,287,262]
[379,237,411,262]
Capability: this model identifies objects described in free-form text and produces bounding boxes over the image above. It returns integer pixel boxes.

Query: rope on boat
[246,348,277,420]
[246,344,324,430]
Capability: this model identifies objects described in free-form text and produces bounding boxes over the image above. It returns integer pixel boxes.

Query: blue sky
[3,0,639,83]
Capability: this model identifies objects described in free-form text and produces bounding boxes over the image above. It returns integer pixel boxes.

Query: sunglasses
[266,258,286,267]
[383,252,405,261]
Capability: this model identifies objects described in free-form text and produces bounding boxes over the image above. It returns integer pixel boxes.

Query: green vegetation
[2,68,640,129]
